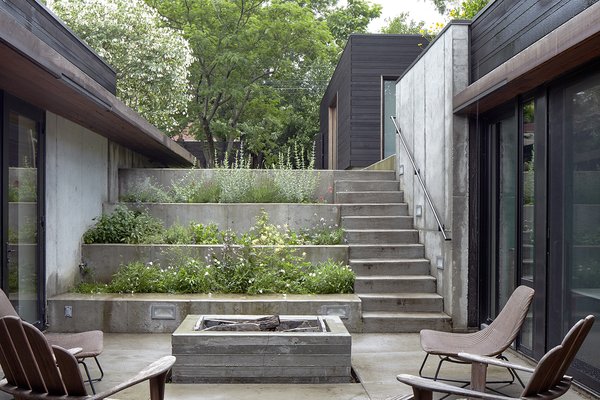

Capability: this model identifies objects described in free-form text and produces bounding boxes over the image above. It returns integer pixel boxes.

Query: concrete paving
[80,333,596,400]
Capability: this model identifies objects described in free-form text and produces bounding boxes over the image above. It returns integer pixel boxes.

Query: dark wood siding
[1,0,117,94]
[471,0,599,81]
[319,35,426,169]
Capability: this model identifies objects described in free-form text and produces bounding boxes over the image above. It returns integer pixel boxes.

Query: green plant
[189,223,224,244]
[108,261,167,293]
[83,206,164,244]
[272,144,319,203]
[170,173,220,203]
[301,260,355,294]
[298,216,343,245]
[120,177,172,203]
[8,169,37,202]
[162,223,193,244]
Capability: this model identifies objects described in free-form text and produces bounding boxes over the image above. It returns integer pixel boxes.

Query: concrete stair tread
[335,179,399,183]
[344,229,418,233]
[340,202,407,206]
[337,191,402,195]
[358,293,442,299]
[343,215,411,219]
[349,244,424,248]
[355,275,436,281]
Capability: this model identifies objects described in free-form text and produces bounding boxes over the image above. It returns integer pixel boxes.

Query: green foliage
[302,260,355,294]
[324,0,382,48]
[448,0,490,19]
[8,169,37,202]
[272,144,319,203]
[189,223,223,244]
[171,174,221,203]
[82,206,164,244]
[120,177,171,203]
[48,0,193,135]
[380,12,427,35]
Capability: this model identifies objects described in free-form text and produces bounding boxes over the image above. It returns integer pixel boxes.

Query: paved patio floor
[79,333,597,400]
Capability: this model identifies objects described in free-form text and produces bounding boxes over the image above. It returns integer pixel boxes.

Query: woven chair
[398,315,595,400]
[419,285,535,388]
[0,289,104,393]
[0,315,175,400]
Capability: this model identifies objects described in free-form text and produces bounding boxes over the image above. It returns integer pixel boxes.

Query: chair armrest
[457,353,535,373]
[92,356,175,400]
[396,374,516,400]
[68,347,83,355]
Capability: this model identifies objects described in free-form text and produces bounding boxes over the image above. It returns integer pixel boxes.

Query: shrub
[108,261,166,293]
[301,260,355,294]
[82,206,164,244]
[272,144,319,203]
[170,173,221,203]
[120,177,171,203]
[162,223,193,244]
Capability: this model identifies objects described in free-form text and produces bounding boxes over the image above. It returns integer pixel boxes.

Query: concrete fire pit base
[171,314,352,383]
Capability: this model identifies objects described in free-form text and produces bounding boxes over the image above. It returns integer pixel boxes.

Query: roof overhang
[454,1,600,115]
[0,6,195,166]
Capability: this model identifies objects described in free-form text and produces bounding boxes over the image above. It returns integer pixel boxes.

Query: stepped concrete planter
[105,203,341,231]
[81,244,348,282]
[47,293,362,333]
[171,314,352,383]
[119,168,397,204]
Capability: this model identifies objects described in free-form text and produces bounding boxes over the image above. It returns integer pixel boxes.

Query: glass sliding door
[382,78,397,158]
[1,93,45,326]
[549,70,600,392]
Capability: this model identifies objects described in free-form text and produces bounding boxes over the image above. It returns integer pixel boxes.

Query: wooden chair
[398,315,595,400]
[419,285,535,387]
[0,315,175,400]
[0,288,105,393]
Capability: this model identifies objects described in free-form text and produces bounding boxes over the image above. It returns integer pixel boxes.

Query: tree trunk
[201,117,216,167]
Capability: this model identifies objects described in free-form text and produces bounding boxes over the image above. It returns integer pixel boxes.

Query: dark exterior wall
[319,35,427,169]
[470,0,599,81]
[1,0,117,94]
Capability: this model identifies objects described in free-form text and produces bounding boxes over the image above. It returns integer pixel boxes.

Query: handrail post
[391,116,450,241]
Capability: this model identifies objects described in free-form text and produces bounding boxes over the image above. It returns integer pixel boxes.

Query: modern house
[321,0,600,394]
[0,0,194,326]
[317,34,428,169]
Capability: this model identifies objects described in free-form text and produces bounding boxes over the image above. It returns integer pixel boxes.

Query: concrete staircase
[335,170,451,332]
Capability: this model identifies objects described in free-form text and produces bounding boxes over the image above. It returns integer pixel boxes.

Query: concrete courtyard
[83,333,596,400]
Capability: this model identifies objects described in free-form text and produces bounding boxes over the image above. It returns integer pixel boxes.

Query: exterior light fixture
[415,205,423,217]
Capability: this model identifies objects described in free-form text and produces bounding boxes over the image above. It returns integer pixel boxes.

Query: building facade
[0,0,194,327]
[317,34,428,170]
[390,0,600,393]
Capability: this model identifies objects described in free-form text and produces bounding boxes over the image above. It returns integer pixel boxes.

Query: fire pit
[171,314,352,383]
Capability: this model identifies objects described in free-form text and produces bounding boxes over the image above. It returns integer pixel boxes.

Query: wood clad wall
[471,0,599,82]
[1,0,117,94]
[318,35,426,169]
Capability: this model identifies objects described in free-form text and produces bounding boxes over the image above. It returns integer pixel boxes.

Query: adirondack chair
[0,288,104,393]
[419,285,535,387]
[397,314,595,400]
[0,315,175,400]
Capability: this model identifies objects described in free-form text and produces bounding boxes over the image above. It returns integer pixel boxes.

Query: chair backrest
[486,285,535,354]
[0,315,88,398]
[521,315,595,398]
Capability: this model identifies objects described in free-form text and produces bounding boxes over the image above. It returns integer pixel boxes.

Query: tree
[380,12,426,35]
[146,0,335,166]
[323,0,382,48]
[429,0,490,18]
[48,0,193,136]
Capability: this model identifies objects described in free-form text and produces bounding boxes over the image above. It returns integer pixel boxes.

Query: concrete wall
[395,23,470,329]
[45,113,153,297]
[45,112,109,297]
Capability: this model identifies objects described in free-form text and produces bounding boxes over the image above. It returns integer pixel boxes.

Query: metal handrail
[390,116,450,241]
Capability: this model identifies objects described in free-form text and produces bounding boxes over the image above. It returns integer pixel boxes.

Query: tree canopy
[48,0,194,136]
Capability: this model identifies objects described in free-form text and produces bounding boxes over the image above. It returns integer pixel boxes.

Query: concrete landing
[79,333,595,400]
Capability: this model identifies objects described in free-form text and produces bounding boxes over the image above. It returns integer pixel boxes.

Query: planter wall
[81,244,348,283]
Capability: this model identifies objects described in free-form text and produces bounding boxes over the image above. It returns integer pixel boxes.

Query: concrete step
[361,312,452,333]
[342,215,413,229]
[344,229,418,244]
[334,171,396,181]
[349,244,424,259]
[335,180,399,192]
[336,191,404,204]
[359,293,444,312]
[340,203,408,217]
[349,259,430,276]
[354,275,436,293]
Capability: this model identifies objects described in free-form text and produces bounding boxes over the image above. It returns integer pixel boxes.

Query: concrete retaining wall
[47,293,362,333]
[396,23,470,329]
[81,244,349,283]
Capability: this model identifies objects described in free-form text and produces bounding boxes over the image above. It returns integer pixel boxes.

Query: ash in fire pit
[194,314,324,332]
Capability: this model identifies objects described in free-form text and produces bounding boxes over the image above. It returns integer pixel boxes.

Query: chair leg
[418,353,430,377]
[92,356,105,382]
[79,359,96,394]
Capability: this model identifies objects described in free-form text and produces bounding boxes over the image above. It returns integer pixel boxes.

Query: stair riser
[354,279,436,293]
[360,297,443,312]
[350,246,424,259]
[344,230,418,244]
[335,181,399,192]
[334,171,396,181]
[349,261,430,276]
[341,204,408,217]
[361,317,451,333]
[336,192,404,204]
[342,216,413,229]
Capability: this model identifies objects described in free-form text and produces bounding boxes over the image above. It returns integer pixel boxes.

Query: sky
[367,0,445,33]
